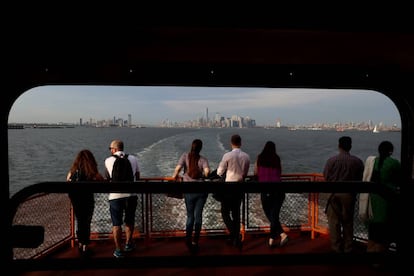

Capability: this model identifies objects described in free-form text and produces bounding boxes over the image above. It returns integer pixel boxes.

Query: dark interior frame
[4,25,414,271]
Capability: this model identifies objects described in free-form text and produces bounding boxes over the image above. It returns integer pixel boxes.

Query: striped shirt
[323,151,364,182]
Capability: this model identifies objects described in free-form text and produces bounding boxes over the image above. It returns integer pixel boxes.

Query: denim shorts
[109,196,138,226]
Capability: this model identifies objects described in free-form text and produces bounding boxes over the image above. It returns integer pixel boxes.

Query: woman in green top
[367,141,401,254]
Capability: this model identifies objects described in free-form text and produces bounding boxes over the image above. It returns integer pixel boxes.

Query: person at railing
[172,139,210,253]
[254,141,289,248]
[216,134,250,249]
[104,139,141,258]
[323,136,364,253]
[363,141,400,263]
[67,149,105,256]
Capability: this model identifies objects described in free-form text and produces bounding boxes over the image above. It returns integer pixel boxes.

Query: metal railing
[11,173,375,260]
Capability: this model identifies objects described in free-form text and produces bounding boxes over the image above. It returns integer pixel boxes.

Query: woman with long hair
[172,139,210,253]
[67,149,104,255]
[254,141,288,248]
[366,141,400,257]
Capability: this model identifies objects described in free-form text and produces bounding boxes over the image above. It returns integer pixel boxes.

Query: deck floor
[17,232,399,276]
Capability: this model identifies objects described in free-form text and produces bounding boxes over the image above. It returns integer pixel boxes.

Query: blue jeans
[184,193,208,243]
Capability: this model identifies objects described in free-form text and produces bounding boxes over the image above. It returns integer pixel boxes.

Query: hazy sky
[8,85,401,127]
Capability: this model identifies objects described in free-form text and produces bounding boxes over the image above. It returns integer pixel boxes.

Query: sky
[8,85,401,127]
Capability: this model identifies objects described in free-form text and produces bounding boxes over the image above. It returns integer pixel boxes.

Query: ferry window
[8,86,401,196]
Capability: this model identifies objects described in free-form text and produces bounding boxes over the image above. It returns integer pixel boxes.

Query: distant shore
[7,123,401,132]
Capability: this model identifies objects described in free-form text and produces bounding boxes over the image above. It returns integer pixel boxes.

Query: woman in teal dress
[367,141,401,254]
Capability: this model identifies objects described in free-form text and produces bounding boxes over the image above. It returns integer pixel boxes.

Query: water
[8,127,401,196]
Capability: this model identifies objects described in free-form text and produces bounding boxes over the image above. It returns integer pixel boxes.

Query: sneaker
[113,249,124,258]
[124,243,135,252]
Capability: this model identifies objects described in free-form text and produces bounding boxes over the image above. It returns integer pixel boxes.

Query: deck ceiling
[8,9,414,70]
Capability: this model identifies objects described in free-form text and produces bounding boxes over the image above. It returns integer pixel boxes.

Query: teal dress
[369,156,401,224]
[367,155,400,251]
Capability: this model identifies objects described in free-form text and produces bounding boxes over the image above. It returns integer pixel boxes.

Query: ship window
[8,85,401,196]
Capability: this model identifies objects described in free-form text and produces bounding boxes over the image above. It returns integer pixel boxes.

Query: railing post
[70,204,75,248]
[241,192,246,241]
[145,192,151,247]
[310,193,316,239]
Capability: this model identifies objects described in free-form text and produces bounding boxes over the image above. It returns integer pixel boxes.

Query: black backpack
[111,154,134,182]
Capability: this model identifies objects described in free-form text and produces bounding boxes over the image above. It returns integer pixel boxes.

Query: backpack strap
[112,153,128,159]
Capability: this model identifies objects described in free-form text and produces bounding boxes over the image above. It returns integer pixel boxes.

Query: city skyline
[8,86,401,128]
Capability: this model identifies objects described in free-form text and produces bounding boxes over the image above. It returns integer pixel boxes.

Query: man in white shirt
[217,134,250,249]
[105,139,140,258]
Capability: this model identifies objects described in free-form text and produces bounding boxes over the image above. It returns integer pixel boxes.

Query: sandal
[268,238,276,248]
[280,235,289,247]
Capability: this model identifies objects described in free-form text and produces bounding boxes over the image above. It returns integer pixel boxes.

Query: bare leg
[113,225,123,251]
[125,223,134,245]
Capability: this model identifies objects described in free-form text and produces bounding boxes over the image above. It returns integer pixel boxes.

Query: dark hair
[377,140,394,168]
[187,139,203,179]
[338,136,352,152]
[257,141,281,169]
[231,134,242,147]
[70,149,101,180]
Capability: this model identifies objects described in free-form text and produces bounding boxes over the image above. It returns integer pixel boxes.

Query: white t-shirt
[105,151,140,200]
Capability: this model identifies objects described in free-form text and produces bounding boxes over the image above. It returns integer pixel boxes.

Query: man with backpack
[104,139,140,258]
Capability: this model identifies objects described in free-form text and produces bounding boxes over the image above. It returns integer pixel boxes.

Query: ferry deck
[11,175,399,275]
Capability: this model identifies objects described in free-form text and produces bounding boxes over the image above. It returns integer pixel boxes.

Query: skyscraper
[206,107,209,124]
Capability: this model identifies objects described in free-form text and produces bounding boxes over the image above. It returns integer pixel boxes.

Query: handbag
[358,193,372,222]
[358,156,376,222]
[209,169,226,202]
